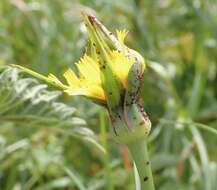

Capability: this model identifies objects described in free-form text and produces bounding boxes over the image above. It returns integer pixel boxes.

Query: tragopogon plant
[12,13,155,190]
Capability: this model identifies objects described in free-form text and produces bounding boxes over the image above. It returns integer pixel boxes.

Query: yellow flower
[12,14,146,108]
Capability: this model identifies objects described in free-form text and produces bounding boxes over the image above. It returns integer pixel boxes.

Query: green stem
[113,104,155,190]
[99,110,114,190]
[128,138,155,190]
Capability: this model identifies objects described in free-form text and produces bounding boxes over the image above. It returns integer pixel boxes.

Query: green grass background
[0,0,217,189]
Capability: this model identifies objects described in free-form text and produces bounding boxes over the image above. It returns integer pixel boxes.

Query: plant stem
[128,138,155,190]
[99,110,114,190]
[113,104,155,189]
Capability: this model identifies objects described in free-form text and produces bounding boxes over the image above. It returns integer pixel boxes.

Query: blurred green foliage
[0,0,217,190]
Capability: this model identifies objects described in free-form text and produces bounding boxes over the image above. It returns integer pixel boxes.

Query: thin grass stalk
[187,21,211,190]
[99,110,114,190]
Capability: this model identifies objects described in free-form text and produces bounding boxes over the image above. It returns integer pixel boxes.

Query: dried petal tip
[87,15,95,26]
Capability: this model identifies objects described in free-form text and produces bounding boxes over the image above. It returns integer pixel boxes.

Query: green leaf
[63,166,86,190]
[0,67,104,153]
[0,67,84,127]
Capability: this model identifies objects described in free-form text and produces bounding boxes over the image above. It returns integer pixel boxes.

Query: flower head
[12,14,146,111]
[11,13,152,140]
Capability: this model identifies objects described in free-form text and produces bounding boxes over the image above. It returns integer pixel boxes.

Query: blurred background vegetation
[0,0,217,189]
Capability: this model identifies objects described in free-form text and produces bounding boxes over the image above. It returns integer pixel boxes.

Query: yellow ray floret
[60,50,136,101]
[65,85,105,102]
[116,29,129,44]
[75,55,101,85]
[109,50,134,88]
[63,69,80,87]
[62,54,105,102]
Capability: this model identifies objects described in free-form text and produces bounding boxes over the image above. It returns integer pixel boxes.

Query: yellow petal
[63,68,80,87]
[65,85,105,102]
[116,29,129,44]
[76,55,101,85]
[110,50,134,87]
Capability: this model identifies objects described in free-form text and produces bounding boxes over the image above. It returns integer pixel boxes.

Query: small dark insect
[143,176,149,182]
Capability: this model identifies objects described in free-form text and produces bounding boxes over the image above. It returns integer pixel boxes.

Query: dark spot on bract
[146,161,150,165]
[143,176,149,181]
[139,121,144,126]
[109,32,113,35]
